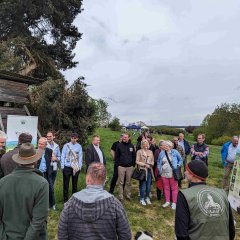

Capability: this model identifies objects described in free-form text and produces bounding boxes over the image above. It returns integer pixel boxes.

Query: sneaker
[162,202,170,208]
[140,199,146,206]
[145,197,152,205]
[52,205,56,211]
[171,203,176,210]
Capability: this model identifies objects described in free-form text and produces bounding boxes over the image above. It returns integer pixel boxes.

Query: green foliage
[0,42,22,71]
[108,117,121,131]
[211,136,232,146]
[197,103,240,144]
[28,77,97,147]
[150,126,186,136]
[0,0,83,78]
[185,125,197,133]
[94,99,111,127]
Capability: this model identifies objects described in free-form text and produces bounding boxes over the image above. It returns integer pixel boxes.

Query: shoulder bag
[164,151,182,181]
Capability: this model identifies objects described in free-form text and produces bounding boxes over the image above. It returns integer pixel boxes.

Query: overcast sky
[63,0,240,126]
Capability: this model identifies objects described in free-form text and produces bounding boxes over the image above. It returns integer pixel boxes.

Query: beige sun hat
[12,143,42,165]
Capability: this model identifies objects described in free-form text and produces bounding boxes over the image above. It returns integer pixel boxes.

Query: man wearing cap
[0,143,49,239]
[61,133,83,202]
[0,132,32,178]
[175,161,235,240]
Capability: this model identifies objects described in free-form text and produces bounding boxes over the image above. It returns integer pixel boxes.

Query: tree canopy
[0,0,83,78]
[193,103,240,145]
[28,78,97,146]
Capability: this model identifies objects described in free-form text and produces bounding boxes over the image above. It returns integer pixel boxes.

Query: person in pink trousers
[157,141,183,210]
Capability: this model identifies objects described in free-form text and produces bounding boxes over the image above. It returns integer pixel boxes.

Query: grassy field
[48,128,240,239]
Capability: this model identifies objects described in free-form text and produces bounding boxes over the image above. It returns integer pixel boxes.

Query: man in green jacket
[0,143,49,240]
[175,160,235,240]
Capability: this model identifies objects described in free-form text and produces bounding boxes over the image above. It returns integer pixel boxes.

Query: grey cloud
[64,0,240,125]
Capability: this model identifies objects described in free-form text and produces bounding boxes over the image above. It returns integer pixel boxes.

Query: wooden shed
[0,70,43,133]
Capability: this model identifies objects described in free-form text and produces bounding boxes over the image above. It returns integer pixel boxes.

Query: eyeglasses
[71,137,77,139]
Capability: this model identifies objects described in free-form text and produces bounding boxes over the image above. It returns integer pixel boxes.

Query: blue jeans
[140,169,152,199]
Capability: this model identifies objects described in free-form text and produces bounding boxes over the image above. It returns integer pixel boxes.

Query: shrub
[109,117,121,131]
[211,136,232,146]
[150,126,186,136]
[185,125,197,133]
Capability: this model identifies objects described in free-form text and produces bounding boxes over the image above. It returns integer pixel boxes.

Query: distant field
[48,128,240,239]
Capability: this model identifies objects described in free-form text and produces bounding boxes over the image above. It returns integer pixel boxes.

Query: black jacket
[183,139,191,155]
[85,144,106,170]
[37,147,53,179]
[115,141,136,167]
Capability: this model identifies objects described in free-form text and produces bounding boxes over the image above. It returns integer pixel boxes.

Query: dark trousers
[109,164,118,193]
[43,171,56,208]
[63,166,80,202]
[49,169,57,207]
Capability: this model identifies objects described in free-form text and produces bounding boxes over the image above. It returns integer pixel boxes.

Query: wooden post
[0,113,5,132]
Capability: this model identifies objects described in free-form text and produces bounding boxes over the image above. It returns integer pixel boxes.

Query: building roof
[0,70,44,85]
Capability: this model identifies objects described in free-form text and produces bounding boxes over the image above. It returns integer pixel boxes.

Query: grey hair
[163,140,173,148]
[232,136,239,140]
[0,131,7,139]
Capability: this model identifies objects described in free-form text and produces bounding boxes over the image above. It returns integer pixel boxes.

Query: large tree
[0,0,83,78]
[28,77,97,146]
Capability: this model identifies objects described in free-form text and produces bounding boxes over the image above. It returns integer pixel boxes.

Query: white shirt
[178,140,185,153]
[93,145,104,164]
[227,143,237,163]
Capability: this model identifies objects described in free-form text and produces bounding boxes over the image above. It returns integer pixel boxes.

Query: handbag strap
[164,151,174,170]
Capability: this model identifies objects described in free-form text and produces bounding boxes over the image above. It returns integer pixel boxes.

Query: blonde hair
[141,139,150,149]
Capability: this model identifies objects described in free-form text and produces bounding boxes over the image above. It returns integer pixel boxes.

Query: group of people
[108,131,209,209]
[0,129,237,239]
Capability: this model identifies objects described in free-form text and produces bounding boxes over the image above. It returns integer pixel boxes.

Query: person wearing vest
[37,137,55,210]
[191,133,209,165]
[175,160,235,240]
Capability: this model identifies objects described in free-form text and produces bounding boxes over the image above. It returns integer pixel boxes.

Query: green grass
[48,128,240,239]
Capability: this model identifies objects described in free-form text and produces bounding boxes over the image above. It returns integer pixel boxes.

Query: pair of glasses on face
[71,137,77,139]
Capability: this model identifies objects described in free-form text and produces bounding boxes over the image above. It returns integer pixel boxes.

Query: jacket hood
[70,195,115,222]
